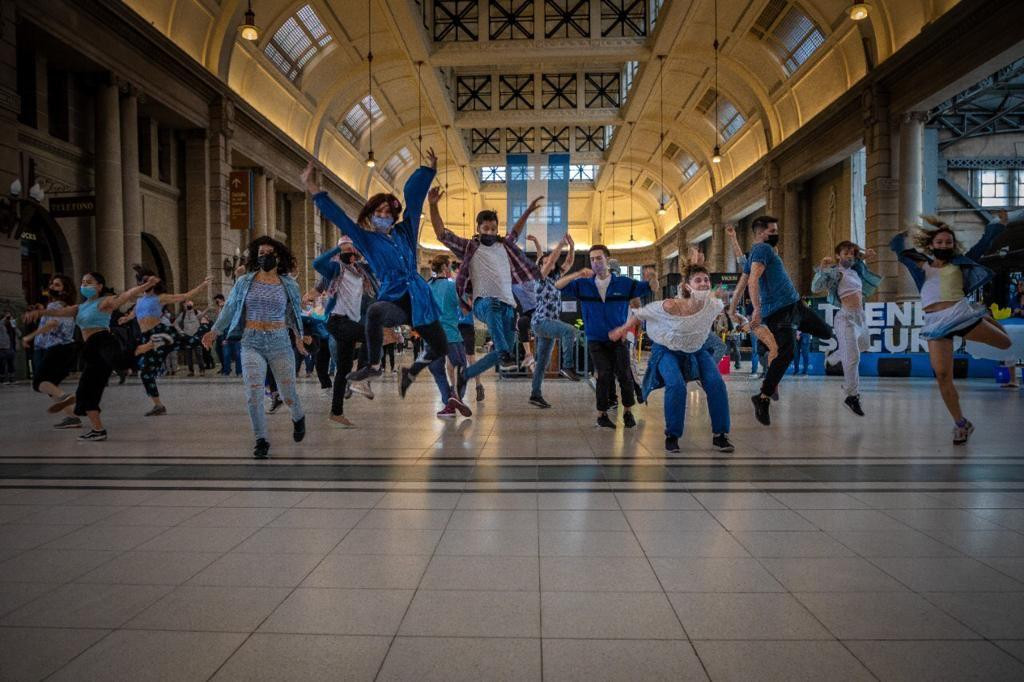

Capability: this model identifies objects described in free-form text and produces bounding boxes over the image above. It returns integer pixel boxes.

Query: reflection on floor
[1,370,1023,680]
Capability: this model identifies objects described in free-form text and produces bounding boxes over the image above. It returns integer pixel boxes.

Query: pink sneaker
[436,404,457,418]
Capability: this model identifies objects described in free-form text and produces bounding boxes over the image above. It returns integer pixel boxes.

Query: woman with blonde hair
[890,211,1013,444]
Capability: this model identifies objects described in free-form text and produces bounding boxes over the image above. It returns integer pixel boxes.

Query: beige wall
[805,159,852,276]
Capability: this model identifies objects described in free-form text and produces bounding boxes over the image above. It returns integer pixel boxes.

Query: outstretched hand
[996,209,1009,224]
[426,147,437,171]
[301,160,318,195]
[527,196,545,213]
[725,224,736,236]
[608,327,626,342]
[201,330,217,351]
[427,187,444,205]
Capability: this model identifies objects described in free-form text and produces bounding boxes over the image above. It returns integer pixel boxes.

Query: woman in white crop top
[610,264,733,455]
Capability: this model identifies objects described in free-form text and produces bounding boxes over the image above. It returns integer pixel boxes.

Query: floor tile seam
[202,502,379,682]
[372,504,458,682]
[897,526,1024,567]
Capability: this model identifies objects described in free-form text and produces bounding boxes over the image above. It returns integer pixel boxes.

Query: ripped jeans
[241,328,303,441]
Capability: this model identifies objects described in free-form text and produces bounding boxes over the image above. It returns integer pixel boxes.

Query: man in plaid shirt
[427,188,543,389]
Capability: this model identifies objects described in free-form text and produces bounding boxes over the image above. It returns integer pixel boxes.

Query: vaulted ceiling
[123,0,961,249]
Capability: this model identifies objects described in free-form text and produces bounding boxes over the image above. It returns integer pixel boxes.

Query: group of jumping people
[22,153,1016,456]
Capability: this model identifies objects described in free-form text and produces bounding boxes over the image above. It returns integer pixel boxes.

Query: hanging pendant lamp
[239,0,260,41]
[365,0,376,168]
[711,0,722,164]
[657,55,667,216]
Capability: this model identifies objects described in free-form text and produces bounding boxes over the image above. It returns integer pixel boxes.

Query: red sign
[229,171,252,231]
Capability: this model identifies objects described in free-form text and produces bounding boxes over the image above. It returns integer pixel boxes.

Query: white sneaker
[349,380,374,400]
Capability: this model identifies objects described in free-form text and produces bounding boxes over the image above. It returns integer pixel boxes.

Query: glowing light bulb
[365,151,376,168]
[847,3,870,21]
[239,5,260,41]
[711,145,722,164]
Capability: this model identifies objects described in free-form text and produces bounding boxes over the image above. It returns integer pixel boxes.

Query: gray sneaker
[53,416,82,429]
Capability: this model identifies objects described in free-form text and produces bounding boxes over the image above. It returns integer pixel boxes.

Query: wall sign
[47,196,95,218]
[815,300,929,353]
[229,171,252,231]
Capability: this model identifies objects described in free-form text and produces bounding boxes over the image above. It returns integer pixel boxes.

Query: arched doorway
[141,233,170,285]
[16,201,67,305]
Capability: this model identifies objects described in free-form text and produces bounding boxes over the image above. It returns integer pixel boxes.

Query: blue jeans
[241,329,304,441]
[464,297,516,380]
[657,348,730,438]
[792,333,812,374]
[428,342,467,403]
[749,332,759,374]
[220,339,242,376]
[530,318,577,396]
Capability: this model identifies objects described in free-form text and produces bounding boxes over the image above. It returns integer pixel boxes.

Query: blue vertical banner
[506,153,570,250]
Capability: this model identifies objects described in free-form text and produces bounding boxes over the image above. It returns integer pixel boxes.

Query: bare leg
[965,319,1012,350]
[928,339,962,422]
[86,410,103,431]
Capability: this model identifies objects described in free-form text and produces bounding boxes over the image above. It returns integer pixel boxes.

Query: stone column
[120,86,142,288]
[862,86,909,300]
[287,193,315,290]
[208,96,235,296]
[782,183,803,290]
[95,77,125,289]
[0,0,23,308]
[183,130,210,292]
[265,175,277,237]
[253,168,267,237]
[709,202,725,272]
[763,161,783,218]
[898,111,927,230]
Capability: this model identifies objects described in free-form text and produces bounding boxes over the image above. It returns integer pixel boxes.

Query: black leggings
[74,331,119,415]
[760,301,833,397]
[382,343,397,371]
[589,340,636,412]
[365,295,448,377]
[34,343,75,392]
[327,316,367,415]
[138,324,199,398]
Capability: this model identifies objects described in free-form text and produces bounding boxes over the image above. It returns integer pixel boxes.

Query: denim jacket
[211,272,304,340]
[889,221,1005,296]
[810,258,882,307]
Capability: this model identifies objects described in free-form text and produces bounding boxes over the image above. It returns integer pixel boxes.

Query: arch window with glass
[263,4,333,82]
[339,95,383,145]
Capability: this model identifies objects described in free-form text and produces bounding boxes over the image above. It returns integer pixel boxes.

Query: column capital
[900,110,929,125]
[210,96,235,139]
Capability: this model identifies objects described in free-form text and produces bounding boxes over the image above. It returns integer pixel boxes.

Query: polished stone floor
[1,366,1023,681]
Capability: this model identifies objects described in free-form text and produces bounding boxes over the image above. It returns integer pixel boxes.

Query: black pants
[74,331,119,415]
[327,316,366,415]
[34,343,75,392]
[365,295,447,377]
[382,343,397,371]
[761,301,833,397]
[182,343,202,373]
[588,340,636,412]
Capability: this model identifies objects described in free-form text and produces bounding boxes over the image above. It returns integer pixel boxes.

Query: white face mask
[689,288,712,300]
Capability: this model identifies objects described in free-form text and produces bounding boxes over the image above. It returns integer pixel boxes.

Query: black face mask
[135,275,146,285]
[764,234,780,247]
[257,254,278,272]
[186,304,194,310]
[48,288,61,298]
[478,234,498,247]
[340,252,356,265]
[931,248,955,262]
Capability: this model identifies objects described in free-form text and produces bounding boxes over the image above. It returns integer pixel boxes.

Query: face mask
[839,258,854,269]
[765,234,780,247]
[80,285,97,299]
[478,234,499,247]
[370,215,393,232]
[931,248,955,262]
[257,253,278,272]
[340,252,356,265]
[689,288,712,300]
[592,261,608,276]
[186,304,194,310]
[48,287,61,297]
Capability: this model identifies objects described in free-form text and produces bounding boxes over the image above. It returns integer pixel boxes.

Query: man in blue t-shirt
[558,244,656,429]
[744,215,833,426]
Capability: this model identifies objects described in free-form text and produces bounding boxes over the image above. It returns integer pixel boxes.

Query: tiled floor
[1,368,1023,680]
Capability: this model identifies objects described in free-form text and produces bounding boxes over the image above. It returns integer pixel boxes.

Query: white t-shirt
[331,267,365,323]
[595,274,612,301]
[470,243,515,307]
[634,297,724,352]
[836,266,863,300]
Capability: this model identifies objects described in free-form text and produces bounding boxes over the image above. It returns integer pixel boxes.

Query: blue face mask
[370,215,393,232]
[839,258,854,269]
[80,285,97,299]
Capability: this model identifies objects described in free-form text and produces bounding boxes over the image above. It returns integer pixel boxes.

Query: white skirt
[921,298,988,341]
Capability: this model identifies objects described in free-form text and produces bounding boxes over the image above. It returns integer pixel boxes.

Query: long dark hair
[357,193,402,228]
[83,271,115,299]
[245,236,297,275]
[131,264,166,294]
[48,273,75,304]
[913,215,961,255]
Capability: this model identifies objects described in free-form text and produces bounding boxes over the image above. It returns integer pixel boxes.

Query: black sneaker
[596,414,616,429]
[144,405,167,417]
[559,368,580,381]
[475,384,485,402]
[346,365,382,382]
[529,395,551,409]
[771,389,780,402]
[623,411,636,428]
[78,429,107,442]
[498,354,518,372]
[665,436,680,453]
[607,399,619,411]
[293,416,306,443]
[253,438,270,459]
[267,396,283,414]
[751,394,771,426]
[447,395,473,417]
[844,395,865,416]
[399,368,414,398]
[713,434,735,452]
[53,416,82,429]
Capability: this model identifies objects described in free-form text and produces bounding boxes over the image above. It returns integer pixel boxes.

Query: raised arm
[508,196,544,241]
[535,235,565,278]
[160,276,213,305]
[427,186,447,242]
[561,233,575,275]
[401,148,438,243]
[24,305,78,323]
[101,276,160,312]
[303,161,374,254]
[555,267,592,290]
[966,209,1009,262]
[811,256,836,294]
[312,247,342,281]
[22,319,60,345]
[725,224,744,261]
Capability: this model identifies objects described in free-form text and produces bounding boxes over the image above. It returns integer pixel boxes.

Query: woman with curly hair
[300,151,448,400]
[202,236,307,459]
[20,274,80,427]
[890,211,1013,444]
[128,264,211,416]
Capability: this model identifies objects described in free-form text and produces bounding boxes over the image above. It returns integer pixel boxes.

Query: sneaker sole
[48,395,75,414]
[843,402,865,417]
[329,420,356,429]
[449,400,473,417]
[714,445,735,453]
[529,400,550,409]
[751,396,771,426]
